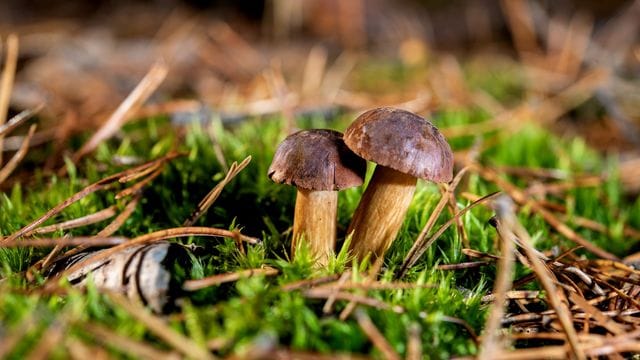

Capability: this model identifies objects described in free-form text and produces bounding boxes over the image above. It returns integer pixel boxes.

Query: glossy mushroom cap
[268,129,367,191]
[344,107,453,182]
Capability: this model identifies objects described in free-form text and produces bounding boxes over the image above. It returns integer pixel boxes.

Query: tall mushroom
[343,107,453,259]
[268,129,366,265]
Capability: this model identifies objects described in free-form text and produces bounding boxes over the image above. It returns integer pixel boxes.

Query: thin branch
[437,261,489,270]
[183,267,278,291]
[28,205,118,235]
[406,323,422,360]
[0,124,36,184]
[108,293,215,360]
[496,195,585,360]
[567,291,625,335]
[0,34,19,164]
[478,195,516,359]
[339,256,384,321]
[52,194,143,263]
[473,163,618,260]
[355,309,401,360]
[72,61,169,162]
[0,105,42,137]
[0,236,126,248]
[397,191,500,278]
[183,156,252,226]
[401,167,469,275]
[280,275,340,291]
[52,227,259,286]
[98,193,142,237]
[26,320,66,360]
[115,166,164,199]
[83,323,180,360]
[322,270,351,314]
[4,153,179,243]
[304,289,404,314]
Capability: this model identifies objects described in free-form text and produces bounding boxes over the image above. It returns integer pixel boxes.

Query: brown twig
[279,275,340,292]
[481,290,541,303]
[398,168,469,277]
[50,226,259,288]
[406,323,422,360]
[472,163,618,261]
[51,194,143,264]
[84,323,180,360]
[0,124,36,184]
[339,256,384,321]
[4,153,179,242]
[322,270,351,314]
[28,205,118,235]
[40,243,65,272]
[437,261,489,270]
[0,105,42,138]
[72,61,169,162]
[448,190,469,248]
[561,214,640,241]
[355,309,401,360]
[183,156,251,226]
[26,320,67,360]
[115,166,164,199]
[495,195,585,359]
[478,195,516,359]
[440,315,480,344]
[500,0,540,59]
[0,34,19,164]
[183,267,278,291]
[397,191,500,278]
[97,193,142,237]
[304,289,404,314]
[108,293,215,360]
[0,314,36,359]
[0,236,126,248]
[64,338,97,360]
[117,157,165,183]
[567,291,625,335]
[315,280,435,292]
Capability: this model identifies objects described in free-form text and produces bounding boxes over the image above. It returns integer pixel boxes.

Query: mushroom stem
[347,165,417,259]
[292,189,338,265]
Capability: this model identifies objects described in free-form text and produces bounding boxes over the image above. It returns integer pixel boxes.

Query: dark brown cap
[268,129,367,191]
[344,107,453,182]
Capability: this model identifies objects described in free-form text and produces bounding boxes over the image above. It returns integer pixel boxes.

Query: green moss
[0,92,637,358]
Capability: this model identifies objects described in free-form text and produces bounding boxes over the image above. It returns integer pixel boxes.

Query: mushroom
[268,129,366,265]
[343,107,453,259]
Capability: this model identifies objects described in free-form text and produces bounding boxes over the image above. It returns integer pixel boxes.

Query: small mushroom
[268,129,366,265]
[343,107,453,259]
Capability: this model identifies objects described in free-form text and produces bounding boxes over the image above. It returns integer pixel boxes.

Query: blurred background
[1,0,639,190]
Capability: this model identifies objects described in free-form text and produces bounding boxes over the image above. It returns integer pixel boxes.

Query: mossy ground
[1,61,639,359]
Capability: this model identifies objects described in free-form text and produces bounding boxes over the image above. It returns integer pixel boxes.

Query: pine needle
[183,267,278,291]
[478,195,516,359]
[72,61,169,162]
[355,309,401,360]
[28,205,118,235]
[0,34,19,164]
[0,124,36,184]
[0,105,42,138]
[108,293,215,360]
[183,156,252,226]
[494,195,585,360]
[397,191,500,278]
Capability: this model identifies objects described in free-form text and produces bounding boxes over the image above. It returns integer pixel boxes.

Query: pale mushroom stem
[292,189,338,266]
[347,165,417,259]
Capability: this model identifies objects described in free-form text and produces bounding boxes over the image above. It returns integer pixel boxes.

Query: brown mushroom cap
[344,107,453,182]
[268,129,367,191]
